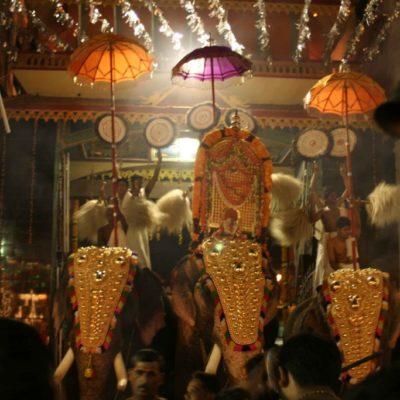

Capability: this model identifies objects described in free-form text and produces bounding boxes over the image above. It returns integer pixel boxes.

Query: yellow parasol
[69,33,153,245]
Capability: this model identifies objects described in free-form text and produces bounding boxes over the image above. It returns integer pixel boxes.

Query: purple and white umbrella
[172,45,253,123]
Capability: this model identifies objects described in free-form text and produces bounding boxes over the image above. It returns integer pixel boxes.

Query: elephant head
[286,267,398,383]
[170,239,279,397]
[54,246,165,400]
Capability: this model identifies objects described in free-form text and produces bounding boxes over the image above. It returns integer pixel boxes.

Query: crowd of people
[1,318,399,400]
[2,150,399,400]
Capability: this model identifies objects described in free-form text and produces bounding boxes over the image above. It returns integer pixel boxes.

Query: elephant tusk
[114,352,128,391]
[205,343,222,375]
[54,347,75,384]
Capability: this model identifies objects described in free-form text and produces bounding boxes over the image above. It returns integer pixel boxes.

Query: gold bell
[84,367,94,379]
[84,355,94,379]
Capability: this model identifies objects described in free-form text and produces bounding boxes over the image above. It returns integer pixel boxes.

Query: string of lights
[208,0,244,54]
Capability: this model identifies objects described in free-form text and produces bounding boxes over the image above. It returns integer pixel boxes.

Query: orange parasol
[69,33,153,245]
[304,65,386,268]
[304,69,386,117]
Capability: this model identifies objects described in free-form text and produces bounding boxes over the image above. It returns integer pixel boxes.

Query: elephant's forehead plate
[203,237,264,345]
[324,268,388,382]
[73,246,132,352]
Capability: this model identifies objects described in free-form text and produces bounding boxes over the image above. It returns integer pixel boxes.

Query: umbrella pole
[343,83,357,270]
[211,57,216,124]
[110,44,119,247]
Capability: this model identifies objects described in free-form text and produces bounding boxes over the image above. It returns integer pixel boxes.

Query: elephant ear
[134,267,166,347]
[170,255,202,327]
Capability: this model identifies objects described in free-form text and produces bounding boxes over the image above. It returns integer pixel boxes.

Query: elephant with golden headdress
[54,246,166,400]
[169,118,282,397]
[285,267,400,383]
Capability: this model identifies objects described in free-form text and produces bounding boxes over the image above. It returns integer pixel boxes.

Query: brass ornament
[325,268,387,381]
[203,237,264,345]
[73,246,132,353]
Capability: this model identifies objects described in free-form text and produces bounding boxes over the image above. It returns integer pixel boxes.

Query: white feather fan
[366,182,400,227]
[73,200,107,244]
[270,173,303,213]
[269,208,313,246]
[156,189,193,235]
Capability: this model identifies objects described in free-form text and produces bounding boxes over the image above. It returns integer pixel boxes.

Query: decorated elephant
[169,117,282,397]
[54,246,166,400]
[171,239,279,396]
[285,267,400,383]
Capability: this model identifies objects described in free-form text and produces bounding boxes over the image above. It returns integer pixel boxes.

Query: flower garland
[208,0,244,54]
[121,1,153,51]
[137,0,183,50]
[343,0,384,63]
[50,0,76,29]
[68,253,138,353]
[254,0,272,66]
[7,2,70,53]
[322,273,389,383]
[88,2,111,34]
[293,0,312,63]
[197,266,274,352]
[363,2,400,62]
[180,0,209,46]
[323,0,351,65]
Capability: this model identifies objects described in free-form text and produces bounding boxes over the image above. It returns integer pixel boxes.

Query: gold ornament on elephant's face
[73,246,132,353]
[325,268,388,382]
[203,237,264,345]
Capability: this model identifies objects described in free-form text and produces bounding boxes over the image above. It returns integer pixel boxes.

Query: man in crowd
[185,371,220,400]
[276,334,341,400]
[127,349,165,400]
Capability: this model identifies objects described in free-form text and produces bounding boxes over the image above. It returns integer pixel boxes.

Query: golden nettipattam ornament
[203,237,264,345]
[323,268,389,382]
[70,246,136,353]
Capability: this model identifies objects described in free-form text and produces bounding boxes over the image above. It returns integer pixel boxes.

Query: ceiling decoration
[323,0,351,65]
[294,0,312,63]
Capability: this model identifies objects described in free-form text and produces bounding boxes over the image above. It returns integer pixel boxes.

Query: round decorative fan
[224,109,257,132]
[144,117,177,148]
[96,114,128,144]
[187,102,220,132]
[294,129,331,160]
[330,127,357,158]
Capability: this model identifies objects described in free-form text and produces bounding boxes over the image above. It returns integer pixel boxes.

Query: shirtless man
[327,216,353,270]
[309,163,359,290]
